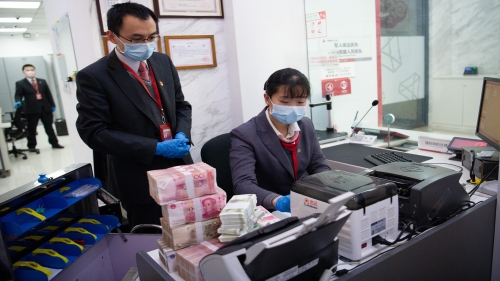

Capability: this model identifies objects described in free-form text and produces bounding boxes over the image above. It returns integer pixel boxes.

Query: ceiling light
[0,2,41,9]
[0,28,28,33]
[0,18,33,23]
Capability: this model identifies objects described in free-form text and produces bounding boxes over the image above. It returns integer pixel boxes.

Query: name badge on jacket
[36,93,42,100]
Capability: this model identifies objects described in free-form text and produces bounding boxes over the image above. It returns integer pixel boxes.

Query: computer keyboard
[364,151,414,166]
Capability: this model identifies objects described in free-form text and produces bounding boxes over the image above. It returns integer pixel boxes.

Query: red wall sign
[321,77,351,97]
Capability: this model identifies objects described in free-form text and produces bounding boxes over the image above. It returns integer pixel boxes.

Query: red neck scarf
[279,133,301,180]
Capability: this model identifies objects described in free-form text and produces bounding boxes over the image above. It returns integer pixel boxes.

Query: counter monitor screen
[475,77,500,152]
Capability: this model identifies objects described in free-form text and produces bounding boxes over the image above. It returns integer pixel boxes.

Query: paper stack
[176,239,225,281]
[148,162,218,205]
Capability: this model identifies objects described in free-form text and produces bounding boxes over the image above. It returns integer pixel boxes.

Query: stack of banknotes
[160,217,222,251]
[156,238,177,273]
[148,162,217,205]
[176,239,225,281]
[218,195,280,242]
[161,188,227,227]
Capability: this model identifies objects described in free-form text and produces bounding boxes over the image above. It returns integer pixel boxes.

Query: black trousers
[26,111,59,148]
[121,201,162,233]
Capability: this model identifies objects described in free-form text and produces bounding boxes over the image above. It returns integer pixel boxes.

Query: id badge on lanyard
[121,61,173,141]
[159,123,172,141]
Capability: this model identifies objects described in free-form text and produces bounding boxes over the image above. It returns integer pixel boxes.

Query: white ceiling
[0,0,48,35]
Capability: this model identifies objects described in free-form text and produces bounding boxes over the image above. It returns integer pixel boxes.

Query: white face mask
[25,70,35,78]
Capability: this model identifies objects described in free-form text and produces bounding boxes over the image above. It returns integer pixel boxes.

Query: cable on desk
[412,201,476,236]
[425,163,464,173]
[373,221,416,246]
[468,164,499,197]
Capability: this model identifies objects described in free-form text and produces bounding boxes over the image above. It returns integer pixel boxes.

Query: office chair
[4,105,39,160]
[200,133,234,199]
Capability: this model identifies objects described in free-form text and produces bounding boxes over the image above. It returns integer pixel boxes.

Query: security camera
[16,17,20,20]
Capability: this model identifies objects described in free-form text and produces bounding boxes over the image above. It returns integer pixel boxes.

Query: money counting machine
[290,170,399,261]
[362,162,470,227]
[0,164,159,281]
[289,162,470,260]
[199,192,354,281]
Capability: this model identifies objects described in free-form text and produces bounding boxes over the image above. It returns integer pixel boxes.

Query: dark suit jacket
[230,108,331,209]
[76,50,193,205]
[15,78,55,114]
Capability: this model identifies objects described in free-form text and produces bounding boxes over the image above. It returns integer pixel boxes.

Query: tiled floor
[0,130,74,197]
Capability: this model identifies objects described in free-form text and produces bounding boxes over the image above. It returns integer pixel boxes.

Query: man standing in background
[14,64,64,151]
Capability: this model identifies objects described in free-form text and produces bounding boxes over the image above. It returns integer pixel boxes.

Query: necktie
[138,61,150,81]
[31,79,37,90]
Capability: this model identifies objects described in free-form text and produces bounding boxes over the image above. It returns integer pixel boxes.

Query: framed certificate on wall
[96,0,155,35]
[154,0,223,18]
[164,35,217,70]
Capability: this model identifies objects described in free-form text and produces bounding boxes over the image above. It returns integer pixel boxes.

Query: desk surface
[320,138,477,186]
[321,143,433,168]
[140,136,494,281]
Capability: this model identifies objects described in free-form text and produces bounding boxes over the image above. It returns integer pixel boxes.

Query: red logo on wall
[321,78,351,97]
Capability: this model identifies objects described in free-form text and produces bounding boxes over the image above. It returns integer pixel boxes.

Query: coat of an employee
[230,108,331,210]
[76,48,193,227]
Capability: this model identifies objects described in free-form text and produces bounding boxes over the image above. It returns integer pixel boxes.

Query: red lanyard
[120,61,166,124]
[31,79,38,92]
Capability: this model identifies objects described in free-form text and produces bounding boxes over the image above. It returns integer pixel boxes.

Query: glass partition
[304,0,500,140]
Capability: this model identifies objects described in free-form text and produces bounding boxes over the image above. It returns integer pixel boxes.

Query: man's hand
[155,139,190,158]
[174,132,190,145]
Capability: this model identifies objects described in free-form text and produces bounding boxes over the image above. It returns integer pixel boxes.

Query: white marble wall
[430,0,500,76]
[158,18,233,162]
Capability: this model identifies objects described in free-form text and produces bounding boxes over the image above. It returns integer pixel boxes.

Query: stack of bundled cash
[161,217,222,251]
[176,239,225,281]
[148,162,217,205]
[147,162,228,275]
[161,188,227,227]
[218,195,280,242]
[156,238,177,273]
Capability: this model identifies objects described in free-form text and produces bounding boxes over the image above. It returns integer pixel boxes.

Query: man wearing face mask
[230,68,331,213]
[75,2,192,229]
[14,64,63,151]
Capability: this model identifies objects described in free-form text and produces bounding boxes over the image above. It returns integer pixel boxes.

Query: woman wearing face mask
[230,68,331,212]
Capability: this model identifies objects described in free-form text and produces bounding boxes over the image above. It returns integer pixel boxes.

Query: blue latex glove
[51,106,56,112]
[14,101,21,109]
[275,195,291,212]
[174,132,190,145]
[155,139,190,158]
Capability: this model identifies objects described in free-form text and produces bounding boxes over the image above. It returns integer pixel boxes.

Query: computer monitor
[475,77,500,152]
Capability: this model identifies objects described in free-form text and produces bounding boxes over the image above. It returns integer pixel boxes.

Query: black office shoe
[28,148,38,152]
[52,144,64,149]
